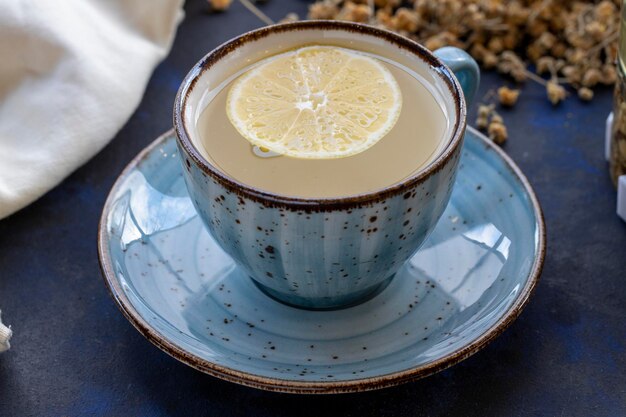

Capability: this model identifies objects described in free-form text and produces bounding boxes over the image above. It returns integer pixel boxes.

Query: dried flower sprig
[307,0,621,106]
[498,86,520,107]
[211,0,622,145]
[476,102,508,144]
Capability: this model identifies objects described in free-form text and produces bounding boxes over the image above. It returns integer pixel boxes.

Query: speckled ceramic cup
[174,21,479,310]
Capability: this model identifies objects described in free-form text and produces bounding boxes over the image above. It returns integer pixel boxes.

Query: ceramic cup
[174,21,479,310]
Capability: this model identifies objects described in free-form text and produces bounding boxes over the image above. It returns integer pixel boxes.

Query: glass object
[610,0,626,186]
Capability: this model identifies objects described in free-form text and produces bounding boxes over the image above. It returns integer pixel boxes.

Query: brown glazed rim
[97,127,546,394]
[173,20,467,210]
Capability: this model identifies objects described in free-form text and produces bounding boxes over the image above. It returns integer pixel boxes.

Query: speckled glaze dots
[174,21,478,309]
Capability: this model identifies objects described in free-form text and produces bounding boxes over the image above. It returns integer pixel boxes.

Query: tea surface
[195,46,449,198]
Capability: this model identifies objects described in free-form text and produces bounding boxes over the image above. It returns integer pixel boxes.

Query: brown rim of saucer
[97,127,546,394]
[173,20,467,211]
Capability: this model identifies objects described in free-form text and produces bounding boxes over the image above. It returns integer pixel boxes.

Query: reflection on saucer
[411,222,511,308]
[100,128,543,392]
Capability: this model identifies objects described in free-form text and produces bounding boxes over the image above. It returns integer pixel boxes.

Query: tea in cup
[174,21,479,309]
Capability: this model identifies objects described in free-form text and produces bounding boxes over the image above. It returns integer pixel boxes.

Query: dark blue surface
[1,1,625,415]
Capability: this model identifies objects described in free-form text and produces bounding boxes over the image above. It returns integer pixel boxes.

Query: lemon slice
[226,46,402,159]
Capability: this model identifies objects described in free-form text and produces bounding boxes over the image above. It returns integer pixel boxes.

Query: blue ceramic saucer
[98,127,545,394]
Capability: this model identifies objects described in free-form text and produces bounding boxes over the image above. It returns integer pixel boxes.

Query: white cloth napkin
[0,311,11,353]
[0,0,184,220]
[0,0,184,352]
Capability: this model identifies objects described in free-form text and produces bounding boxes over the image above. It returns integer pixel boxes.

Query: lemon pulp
[226,46,403,159]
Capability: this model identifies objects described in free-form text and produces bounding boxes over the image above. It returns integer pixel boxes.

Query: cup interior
[176,21,465,201]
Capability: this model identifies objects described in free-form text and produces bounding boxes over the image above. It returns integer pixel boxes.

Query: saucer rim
[97,127,545,394]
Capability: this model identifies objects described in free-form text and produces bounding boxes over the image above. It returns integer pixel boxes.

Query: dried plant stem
[528,0,552,23]
[238,0,275,25]
[586,30,619,57]
[525,69,549,87]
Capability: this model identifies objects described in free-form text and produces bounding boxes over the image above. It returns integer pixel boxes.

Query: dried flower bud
[394,8,420,33]
[476,116,489,130]
[488,122,508,145]
[551,42,567,58]
[487,37,504,54]
[547,81,566,105]
[337,2,372,23]
[375,0,400,8]
[502,32,519,50]
[527,20,548,38]
[483,52,498,70]
[536,57,555,75]
[466,3,479,14]
[549,12,567,32]
[208,0,232,12]
[606,43,619,61]
[467,10,487,30]
[563,68,582,85]
[498,87,520,107]
[413,0,428,14]
[424,32,458,51]
[554,59,566,72]
[526,43,544,62]
[537,2,554,20]
[470,43,488,61]
[571,3,591,14]
[566,48,586,65]
[596,0,617,24]
[424,36,445,51]
[507,1,530,25]
[585,21,607,42]
[602,65,618,85]
[499,52,525,71]
[512,69,528,82]
[582,68,602,88]
[308,2,340,20]
[375,9,394,29]
[279,12,299,24]
[478,104,494,119]
[476,103,508,143]
[578,87,594,101]
[568,34,595,50]
[537,32,557,50]
[482,0,504,15]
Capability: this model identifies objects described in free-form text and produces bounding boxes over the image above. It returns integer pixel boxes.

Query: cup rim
[173,20,467,210]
